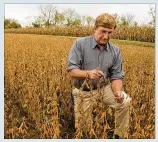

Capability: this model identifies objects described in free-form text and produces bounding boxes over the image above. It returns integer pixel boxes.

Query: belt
[75,84,107,91]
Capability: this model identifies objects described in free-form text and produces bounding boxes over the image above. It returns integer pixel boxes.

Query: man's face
[94,26,115,46]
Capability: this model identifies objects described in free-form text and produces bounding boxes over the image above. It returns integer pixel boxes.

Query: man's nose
[103,33,109,39]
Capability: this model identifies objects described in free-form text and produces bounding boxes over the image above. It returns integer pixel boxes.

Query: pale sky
[5,4,155,27]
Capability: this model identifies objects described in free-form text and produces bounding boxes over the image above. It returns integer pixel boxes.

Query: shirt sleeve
[109,49,124,80]
[67,40,82,72]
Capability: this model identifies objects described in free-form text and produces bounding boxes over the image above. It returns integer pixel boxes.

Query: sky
[5,4,155,27]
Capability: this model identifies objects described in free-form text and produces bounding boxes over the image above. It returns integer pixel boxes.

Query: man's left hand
[114,91,124,104]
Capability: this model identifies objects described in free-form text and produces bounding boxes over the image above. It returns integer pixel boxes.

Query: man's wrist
[86,71,90,79]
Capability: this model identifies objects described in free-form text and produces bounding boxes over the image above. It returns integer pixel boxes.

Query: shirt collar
[91,35,109,51]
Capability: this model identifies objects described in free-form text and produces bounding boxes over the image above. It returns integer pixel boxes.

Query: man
[67,13,132,139]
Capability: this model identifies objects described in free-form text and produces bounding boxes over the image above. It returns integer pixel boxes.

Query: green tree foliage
[53,10,65,26]
[32,16,45,28]
[119,13,134,26]
[4,18,21,29]
[86,16,94,26]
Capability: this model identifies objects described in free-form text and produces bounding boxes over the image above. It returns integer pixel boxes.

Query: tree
[120,16,129,26]
[53,10,65,26]
[25,16,36,27]
[71,15,82,26]
[39,4,56,27]
[112,13,120,25]
[120,13,135,26]
[86,16,94,26]
[4,18,21,29]
[81,15,86,26]
[148,4,155,26]
[32,16,45,28]
[133,21,138,26]
[63,8,77,26]
[4,19,10,28]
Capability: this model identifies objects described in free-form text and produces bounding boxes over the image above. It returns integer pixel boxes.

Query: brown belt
[75,84,108,91]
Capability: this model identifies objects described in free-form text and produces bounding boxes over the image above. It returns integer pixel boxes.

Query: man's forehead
[98,26,114,31]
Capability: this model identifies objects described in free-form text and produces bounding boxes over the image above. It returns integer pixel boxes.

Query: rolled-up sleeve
[67,40,82,72]
[109,49,124,80]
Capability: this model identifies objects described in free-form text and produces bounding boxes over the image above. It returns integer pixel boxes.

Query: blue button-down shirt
[67,35,124,89]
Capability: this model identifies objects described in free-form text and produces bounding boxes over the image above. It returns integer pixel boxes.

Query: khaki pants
[72,84,132,138]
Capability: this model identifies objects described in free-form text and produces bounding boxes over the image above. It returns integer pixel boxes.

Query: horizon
[5,3,155,27]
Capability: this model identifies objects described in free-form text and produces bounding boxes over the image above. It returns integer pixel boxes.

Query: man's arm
[111,79,123,93]
[69,69,104,80]
[111,79,124,103]
[108,47,125,103]
[69,69,89,79]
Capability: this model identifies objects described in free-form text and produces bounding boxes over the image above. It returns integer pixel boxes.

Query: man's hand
[114,91,124,104]
[87,69,104,80]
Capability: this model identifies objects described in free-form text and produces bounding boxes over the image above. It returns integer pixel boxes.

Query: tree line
[4,4,155,29]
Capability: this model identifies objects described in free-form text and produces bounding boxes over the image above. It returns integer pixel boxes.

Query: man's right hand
[87,69,104,80]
